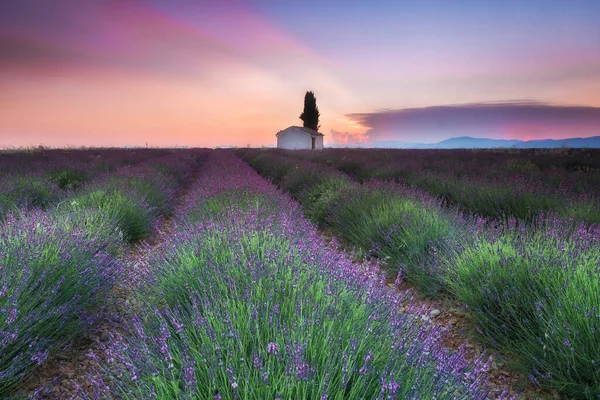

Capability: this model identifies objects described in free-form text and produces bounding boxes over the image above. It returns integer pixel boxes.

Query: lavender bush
[446,220,600,398]
[47,167,88,190]
[65,151,202,242]
[327,183,464,293]
[0,211,123,398]
[0,175,62,220]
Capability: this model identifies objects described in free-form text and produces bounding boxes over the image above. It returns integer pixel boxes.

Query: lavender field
[237,148,600,399]
[1,148,598,399]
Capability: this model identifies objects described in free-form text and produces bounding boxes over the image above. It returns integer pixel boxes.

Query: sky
[1,0,599,147]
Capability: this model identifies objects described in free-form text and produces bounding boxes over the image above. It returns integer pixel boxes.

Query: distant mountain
[365,136,600,149]
[515,136,600,148]
[432,136,522,148]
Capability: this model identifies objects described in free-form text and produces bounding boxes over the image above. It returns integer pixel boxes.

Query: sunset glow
[1,0,599,147]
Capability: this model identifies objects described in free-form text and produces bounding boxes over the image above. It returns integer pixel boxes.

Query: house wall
[314,135,324,150]
[277,129,311,149]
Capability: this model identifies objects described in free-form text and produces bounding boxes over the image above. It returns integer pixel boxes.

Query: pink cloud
[329,129,369,144]
[0,3,240,78]
[347,101,600,143]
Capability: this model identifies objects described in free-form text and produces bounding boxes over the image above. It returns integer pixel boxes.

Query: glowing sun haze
[1,0,599,147]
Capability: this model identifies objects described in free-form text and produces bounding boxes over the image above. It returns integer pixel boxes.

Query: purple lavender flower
[267,342,278,355]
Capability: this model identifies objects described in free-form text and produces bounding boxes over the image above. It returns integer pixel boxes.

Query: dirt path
[18,171,200,399]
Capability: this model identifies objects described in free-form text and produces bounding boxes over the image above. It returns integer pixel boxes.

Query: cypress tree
[299,91,320,131]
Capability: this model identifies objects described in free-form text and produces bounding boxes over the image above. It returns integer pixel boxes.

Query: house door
[311,137,315,150]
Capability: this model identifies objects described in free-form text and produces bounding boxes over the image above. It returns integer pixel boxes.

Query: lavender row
[61,150,209,243]
[238,149,600,398]
[278,147,600,198]
[0,212,124,398]
[0,150,210,397]
[271,148,600,225]
[0,148,172,178]
[92,150,501,399]
[0,148,180,221]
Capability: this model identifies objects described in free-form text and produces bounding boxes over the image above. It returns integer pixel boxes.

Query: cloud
[329,129,369,144]
[0,2,243,78]
[347,101,600,142]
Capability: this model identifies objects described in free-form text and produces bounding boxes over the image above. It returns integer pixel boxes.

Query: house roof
[276,126,324,137]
